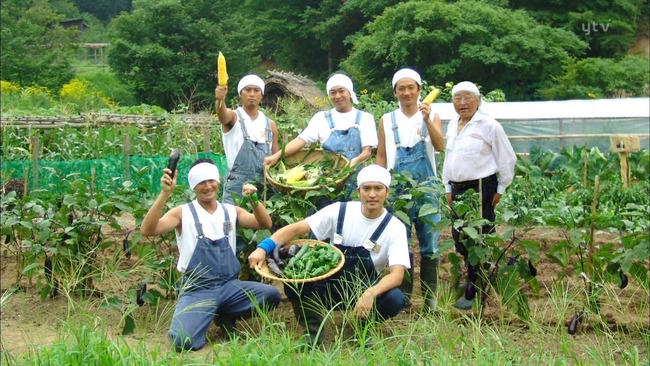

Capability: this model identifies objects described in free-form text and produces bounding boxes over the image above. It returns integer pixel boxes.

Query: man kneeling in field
[141,158,281,352]
[248,164,410,348]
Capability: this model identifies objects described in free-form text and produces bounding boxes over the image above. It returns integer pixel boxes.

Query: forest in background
[1,0,648,111]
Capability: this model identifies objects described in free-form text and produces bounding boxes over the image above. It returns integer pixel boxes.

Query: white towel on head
[237,74,265,95]
[326,74,359,104]
[188,163,220,190]
[357,164,391,188]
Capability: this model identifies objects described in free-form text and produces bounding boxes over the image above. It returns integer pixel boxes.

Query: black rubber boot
[290,300,324,349]
[398,251,414,307]
[420,256,439,313]
[213,311,249,339]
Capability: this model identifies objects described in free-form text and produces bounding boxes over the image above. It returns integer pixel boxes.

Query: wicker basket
[255,239,345,283]
[264,149,351,195]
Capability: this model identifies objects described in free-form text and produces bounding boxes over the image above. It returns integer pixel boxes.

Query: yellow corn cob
[422,87,441,103]
[217,52,228,86]
[283,165,306,183]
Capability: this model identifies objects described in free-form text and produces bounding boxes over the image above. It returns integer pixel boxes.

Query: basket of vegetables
[255,239,345,283]
[264,148,352,195]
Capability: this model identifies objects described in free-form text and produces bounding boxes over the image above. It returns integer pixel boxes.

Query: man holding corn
[249,164,410,348]
[376,68,445,313]
[264,73,377,199]
[215,74,280,205]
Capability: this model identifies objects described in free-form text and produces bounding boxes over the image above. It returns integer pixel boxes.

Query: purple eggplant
[464,283,476,300]
[567,313,582,335]
[267,258,285,278]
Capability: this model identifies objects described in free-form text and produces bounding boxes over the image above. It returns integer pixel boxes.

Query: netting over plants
[1,153,227,195]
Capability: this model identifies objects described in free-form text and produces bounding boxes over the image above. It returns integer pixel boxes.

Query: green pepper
[310,265,329,277]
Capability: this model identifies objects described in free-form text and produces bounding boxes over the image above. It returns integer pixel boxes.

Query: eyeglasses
[452,94,477,103]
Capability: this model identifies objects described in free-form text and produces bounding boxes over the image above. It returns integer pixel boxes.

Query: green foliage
[539,55,650,99]
[0,0,78,90]
[107,0,262,111]
[77,72,137,106]
[509,0,647,58]
[341,0,588,100]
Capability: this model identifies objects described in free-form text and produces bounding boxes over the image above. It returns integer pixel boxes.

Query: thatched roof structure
[262,70,327,114]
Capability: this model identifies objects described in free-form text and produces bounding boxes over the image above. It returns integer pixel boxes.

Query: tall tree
[1,0,78,90]
[507,0,647,58]
[341,0,587,100]
[108,0,262,110]
[72,0,133,24]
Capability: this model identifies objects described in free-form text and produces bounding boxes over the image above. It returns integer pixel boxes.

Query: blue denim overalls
[390,111,441,257]
[222,110,272,205]
[285,202,407,321]
[321,110,363,199]
[168,202,281,351]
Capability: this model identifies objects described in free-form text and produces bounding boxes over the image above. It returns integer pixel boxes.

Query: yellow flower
[360,89,368,95]
[1,80,21,94]
[587,92,596,99]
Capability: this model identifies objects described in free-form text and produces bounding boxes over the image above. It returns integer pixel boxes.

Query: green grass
[1,279,647,366]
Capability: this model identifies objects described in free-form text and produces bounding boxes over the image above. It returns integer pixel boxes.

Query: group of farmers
[141,70,517,352]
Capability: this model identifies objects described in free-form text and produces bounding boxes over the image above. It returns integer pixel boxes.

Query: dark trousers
[450,174,497,262]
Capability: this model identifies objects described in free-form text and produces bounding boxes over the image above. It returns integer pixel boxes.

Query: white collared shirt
[442,110,516,194]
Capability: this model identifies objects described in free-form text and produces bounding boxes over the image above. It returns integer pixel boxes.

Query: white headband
[357,164,391,188]
[237,74,265,95]
[452,81,480,96]
[326,74,359,105]
[392,68,422,88]
[188,162,220,190]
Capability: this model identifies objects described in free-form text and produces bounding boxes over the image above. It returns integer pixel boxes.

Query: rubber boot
[213,311,249,339]
[420,256,439,313]
[398,252,414,307]
[290,300,324,349]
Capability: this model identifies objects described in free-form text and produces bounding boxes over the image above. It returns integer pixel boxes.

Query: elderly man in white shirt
[441,81,516,310]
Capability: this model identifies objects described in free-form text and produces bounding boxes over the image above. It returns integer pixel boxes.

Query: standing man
[264,73,377,198]
[376,68,445,312]
[215,74,279,205]
[442,81,516,310]
[141,158,281,352]
[248,165,410,348]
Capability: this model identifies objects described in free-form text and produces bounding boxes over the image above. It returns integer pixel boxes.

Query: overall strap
[188,202,231,243]
[265,116,272,145]
[369,211,394,242]
[235,109,251,140]
[324,110,335,130]
[420,120,428,141]
[188,201,205,238]
[390,111,401,147]
[222,203,231,237]
[354,110,362,126]
[335,201,347,237]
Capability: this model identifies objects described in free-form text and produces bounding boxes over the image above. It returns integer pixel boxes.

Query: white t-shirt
[297,108,378,149]
[380,109,438,176]
[174,201,238,273]
[222,107,272,171]
[305,201,410,274]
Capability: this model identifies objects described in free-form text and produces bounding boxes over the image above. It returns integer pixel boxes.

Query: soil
[1,218,648,361]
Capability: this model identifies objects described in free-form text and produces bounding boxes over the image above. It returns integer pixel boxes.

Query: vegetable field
[1,109,649,365]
